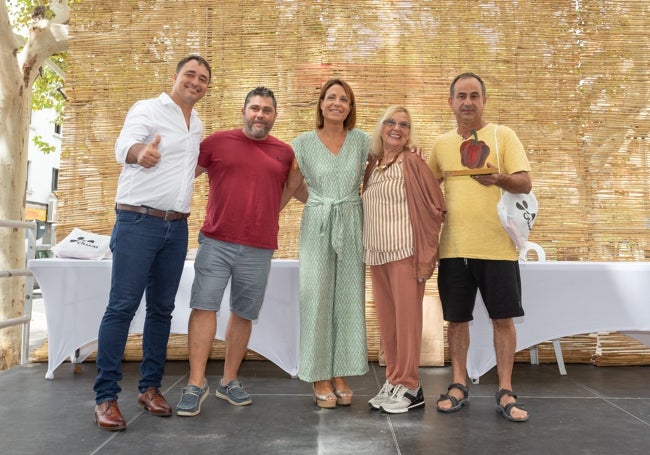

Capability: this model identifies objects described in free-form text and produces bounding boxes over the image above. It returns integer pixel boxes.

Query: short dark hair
[316,79,357,130]
[450,72,486,98]
[244,87,277,110]
[176,55,212,83]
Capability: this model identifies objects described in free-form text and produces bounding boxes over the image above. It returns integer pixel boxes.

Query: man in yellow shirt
[428,72,531,422]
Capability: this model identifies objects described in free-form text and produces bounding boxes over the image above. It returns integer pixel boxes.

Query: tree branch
[50,0,71,25]
[0,3,22,87]
[18,18,68,87]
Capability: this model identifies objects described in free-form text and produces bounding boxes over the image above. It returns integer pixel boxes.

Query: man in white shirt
[93,55,211,431]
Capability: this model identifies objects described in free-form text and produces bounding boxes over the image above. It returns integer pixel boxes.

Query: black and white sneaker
[368,380,394,410]
[380,384,425,414]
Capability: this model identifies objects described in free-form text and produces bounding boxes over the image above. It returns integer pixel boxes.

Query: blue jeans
[94,210,188,404]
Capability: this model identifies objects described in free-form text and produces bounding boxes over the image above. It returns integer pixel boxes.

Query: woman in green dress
[284,79,369,408]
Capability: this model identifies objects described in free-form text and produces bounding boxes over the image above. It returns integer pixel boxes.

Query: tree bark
[0,1,68,370]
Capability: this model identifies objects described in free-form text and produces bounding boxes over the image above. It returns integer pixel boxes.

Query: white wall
[26,109,61,208]
[25,109,62,248]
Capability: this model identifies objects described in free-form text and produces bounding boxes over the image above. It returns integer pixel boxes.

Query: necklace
[375,151,402,172]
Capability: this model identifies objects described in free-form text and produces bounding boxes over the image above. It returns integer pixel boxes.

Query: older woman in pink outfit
[362,105,446,414]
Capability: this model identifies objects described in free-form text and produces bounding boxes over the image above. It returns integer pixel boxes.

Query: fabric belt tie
[306,192,360,256]
[115,203,190,221]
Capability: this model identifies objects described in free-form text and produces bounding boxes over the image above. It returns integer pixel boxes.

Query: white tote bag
[496,191,538,249]
[52,227,112,260]
[494,128,538,249]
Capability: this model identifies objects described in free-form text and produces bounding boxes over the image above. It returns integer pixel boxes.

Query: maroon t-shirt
[198,129,293,249]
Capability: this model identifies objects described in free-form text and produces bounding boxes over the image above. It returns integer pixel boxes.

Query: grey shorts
[189,233,274,320]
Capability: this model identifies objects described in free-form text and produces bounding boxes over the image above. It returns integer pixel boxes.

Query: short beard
[243,122,270,139]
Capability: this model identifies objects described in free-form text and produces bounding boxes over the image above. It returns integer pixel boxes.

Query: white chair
[518,240,546,262]
[519,241,567,375]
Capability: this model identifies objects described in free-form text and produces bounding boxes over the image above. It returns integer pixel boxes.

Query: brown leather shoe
[94,400,126,431]
[138,387,172,416]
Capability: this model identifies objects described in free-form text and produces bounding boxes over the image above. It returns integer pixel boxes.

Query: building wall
[25,109,61,249]
[26,109,61,223]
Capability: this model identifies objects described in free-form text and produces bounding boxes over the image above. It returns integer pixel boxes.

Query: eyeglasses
[383,119,411,129]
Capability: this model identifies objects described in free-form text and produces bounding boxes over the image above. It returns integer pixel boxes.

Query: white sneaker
[380,384,425,414]
[368,380,394,410]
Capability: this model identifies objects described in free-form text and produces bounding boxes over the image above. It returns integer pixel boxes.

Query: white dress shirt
[114,93,202,213]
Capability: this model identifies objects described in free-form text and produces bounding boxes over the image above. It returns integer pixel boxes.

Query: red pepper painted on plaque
[460,129,490,169]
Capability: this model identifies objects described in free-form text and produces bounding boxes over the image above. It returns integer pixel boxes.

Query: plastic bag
[496,191,538,250]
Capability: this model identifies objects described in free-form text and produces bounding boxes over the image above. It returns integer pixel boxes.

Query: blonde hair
[369,105,418,158]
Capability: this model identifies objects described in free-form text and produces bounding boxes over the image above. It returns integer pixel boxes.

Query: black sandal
[436,383,469,413]
[495,388,528,422]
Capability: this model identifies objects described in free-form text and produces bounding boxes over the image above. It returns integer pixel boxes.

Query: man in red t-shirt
[176,87,294,416]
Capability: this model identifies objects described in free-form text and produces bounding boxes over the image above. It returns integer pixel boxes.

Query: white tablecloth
[30,259,650,381]
[28,258,300,379]
[468,261,650,380]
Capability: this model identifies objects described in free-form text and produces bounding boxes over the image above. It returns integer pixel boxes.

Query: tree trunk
[0,81,31,370]
[0,51,32,369]
[0,0,68,370]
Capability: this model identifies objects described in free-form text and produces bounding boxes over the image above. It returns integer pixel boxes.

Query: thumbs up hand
[136,135,162,168]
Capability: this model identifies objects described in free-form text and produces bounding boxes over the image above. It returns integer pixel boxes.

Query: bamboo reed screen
[53,0,650,365]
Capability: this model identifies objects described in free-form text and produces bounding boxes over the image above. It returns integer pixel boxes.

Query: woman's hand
[408,146,426,161]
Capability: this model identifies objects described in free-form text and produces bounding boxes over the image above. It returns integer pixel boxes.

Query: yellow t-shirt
[428,123,531,260]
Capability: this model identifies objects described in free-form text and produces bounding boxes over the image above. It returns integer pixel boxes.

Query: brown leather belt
[116,203,190,221]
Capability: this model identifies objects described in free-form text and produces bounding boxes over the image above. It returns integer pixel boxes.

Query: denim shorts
[189,233,274,320]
